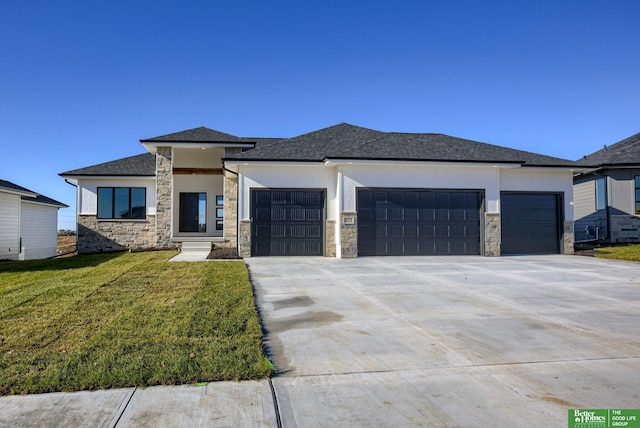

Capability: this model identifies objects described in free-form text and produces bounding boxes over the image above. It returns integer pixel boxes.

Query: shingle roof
[576,131,640,166]
[0,179,67,207]
[0,179,36,195]
[226,123,576,166]
[22,194,68,208]
[59,153,156,177]
[140,126,243,143]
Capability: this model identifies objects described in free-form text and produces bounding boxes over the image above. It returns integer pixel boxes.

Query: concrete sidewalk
[0,381,277,427]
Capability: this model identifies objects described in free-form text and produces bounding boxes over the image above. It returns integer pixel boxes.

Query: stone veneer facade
[238,220,251,257]
[484,213,501,256]
[325,220,336,257]
[155,147,175,249]
[609,215,640,243]
[77,215,155,253]
[340,212,358,258]
[221,148,241,250]
[563,221,575,254]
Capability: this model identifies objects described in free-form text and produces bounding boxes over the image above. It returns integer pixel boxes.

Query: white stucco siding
[0,192,20,260]
[500,169,574,220]
[340,164,501,213]
[238,165,337,220]
[173,148,224,168]
[20,201,59,260]
[77,178,156,216]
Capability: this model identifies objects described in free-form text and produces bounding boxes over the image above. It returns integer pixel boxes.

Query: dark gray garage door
[251,190,324,256]
[501,192,561,255]
[357,189,481,256]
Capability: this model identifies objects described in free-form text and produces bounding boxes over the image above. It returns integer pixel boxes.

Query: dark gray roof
[141,126,243,143]
[0,179,36,195]
[22,194,68,208]
[59,153,156,177]
[0,179,67,207]
[576,131,640,167]
[226,123,576,166]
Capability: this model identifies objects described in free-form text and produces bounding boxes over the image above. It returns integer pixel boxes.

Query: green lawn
[0,251,272,395]
[592,244,640,262]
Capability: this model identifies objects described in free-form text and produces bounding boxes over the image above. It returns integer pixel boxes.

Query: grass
[591,244,640,262]
[0,251,272,395]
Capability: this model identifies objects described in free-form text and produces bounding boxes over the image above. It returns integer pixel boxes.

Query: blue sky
[1,0,638,230]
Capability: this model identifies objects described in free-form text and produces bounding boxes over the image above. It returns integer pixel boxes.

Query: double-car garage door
[250,188,562,256]
[357,189,482,256]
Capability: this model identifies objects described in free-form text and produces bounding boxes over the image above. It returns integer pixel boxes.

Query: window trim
[97,187,147,220]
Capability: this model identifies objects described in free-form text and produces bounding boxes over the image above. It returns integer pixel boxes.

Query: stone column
[484,213,501,256]
[238,220,251,257]
[155,147,175,249]
[222,174,238,249]
[563,221,575,255]
[340,212,358,258]
[325,220,336,257]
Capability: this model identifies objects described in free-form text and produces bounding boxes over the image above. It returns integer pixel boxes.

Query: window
[179,193,207,232]
[635,177,640,215]
[97,187,146,219]
[216,195,224,230]
[595,178,606,211]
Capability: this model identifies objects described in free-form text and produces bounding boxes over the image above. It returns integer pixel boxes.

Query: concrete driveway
[247,255,640,427]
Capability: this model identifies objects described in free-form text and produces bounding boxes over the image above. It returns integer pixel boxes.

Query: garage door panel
[358,189,481,256]
[501,193,560,255]
[252,190,325,256]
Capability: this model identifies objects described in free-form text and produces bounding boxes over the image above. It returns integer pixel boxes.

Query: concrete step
[180,242,212,252]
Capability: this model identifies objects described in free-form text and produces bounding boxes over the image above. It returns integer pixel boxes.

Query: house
[0,179,68,260]
[574,131,640,243]
[60,123,578,257]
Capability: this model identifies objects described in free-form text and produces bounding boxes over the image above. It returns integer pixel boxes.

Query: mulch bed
[206,247,242,260]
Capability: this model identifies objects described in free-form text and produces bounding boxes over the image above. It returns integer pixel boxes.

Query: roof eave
[59,173,156,179]
[142,141,255,153]
[0,187,37,198]
[21,198,69,208]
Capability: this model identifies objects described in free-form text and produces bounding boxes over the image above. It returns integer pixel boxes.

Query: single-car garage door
[501,192,561,255]
[357,189,482,256]
[251,189,325,256]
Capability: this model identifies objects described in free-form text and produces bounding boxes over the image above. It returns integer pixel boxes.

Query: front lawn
[592,244,640,262]
[0,252,272,395]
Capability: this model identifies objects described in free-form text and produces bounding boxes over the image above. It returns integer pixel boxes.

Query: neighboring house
[0,179,68,260]
[60,123,579,257]
[574,131,640,243]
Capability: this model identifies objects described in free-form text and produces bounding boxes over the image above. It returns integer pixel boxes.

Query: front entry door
[179,193,206,233]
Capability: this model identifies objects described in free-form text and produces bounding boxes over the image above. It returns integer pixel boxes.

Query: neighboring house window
[595,178,606,211]
[97,187,146,219]
[635,177,640,215]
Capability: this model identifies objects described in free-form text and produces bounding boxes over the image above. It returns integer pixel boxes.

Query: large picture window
[97,187,146,219]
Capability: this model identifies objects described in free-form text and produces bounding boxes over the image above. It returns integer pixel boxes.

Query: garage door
[251,190,325,256]
[357,189,481,256]
[501,192,561,255]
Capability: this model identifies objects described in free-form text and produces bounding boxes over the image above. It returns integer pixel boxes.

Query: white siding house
[0,180,68,261]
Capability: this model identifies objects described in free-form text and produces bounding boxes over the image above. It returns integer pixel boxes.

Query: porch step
[180,241,212,252]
